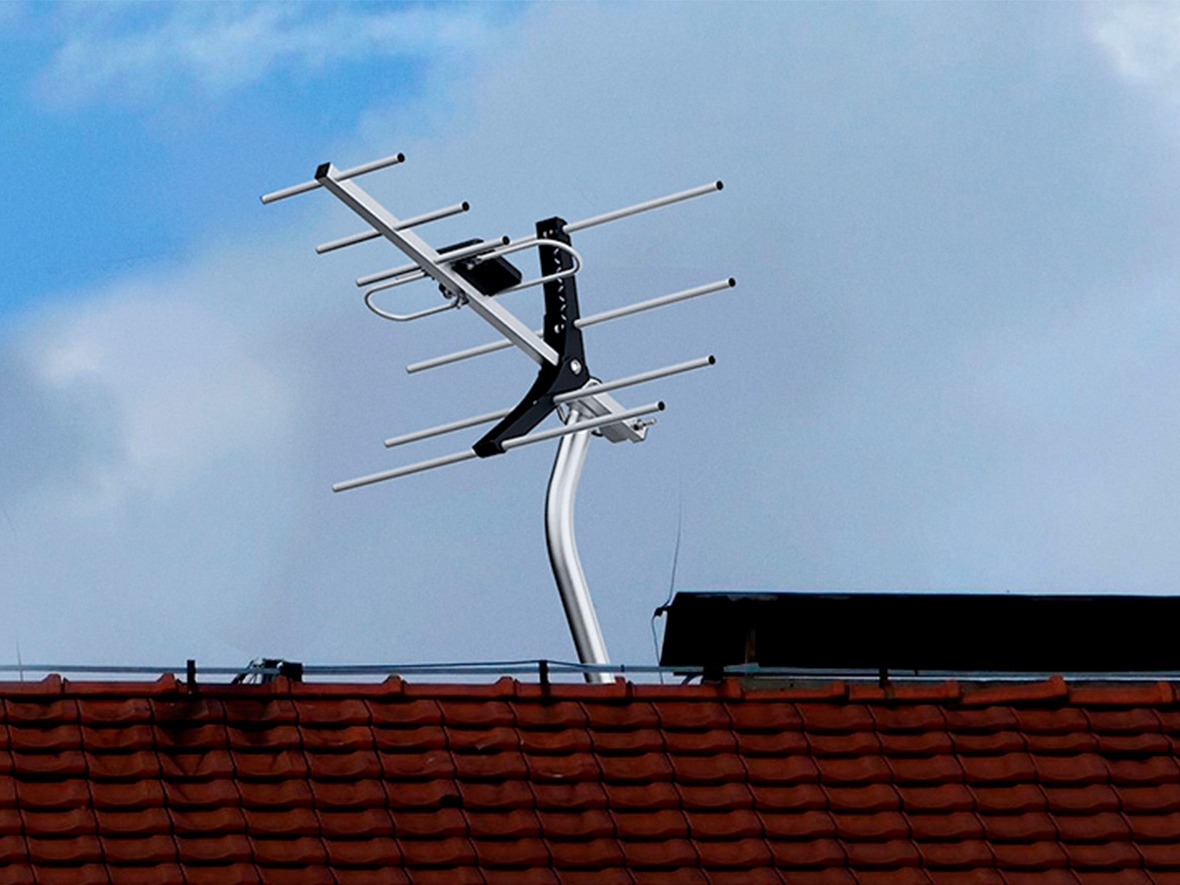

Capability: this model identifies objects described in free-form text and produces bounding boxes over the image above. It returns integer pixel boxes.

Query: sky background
[2,1,1180,675]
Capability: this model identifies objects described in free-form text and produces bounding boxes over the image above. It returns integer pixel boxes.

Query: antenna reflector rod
[552,355,715,406]
[577,278,736,327]
[316,202,470,254]
[563,181,723,233]
[406,278,736,374]
[502,401,664,450]
[333,448,479,492]
[334,402,664,492]
[384,406,513,449]
[260,152,406,204]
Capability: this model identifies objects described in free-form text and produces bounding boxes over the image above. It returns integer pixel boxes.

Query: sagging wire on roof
[650,490,683,685]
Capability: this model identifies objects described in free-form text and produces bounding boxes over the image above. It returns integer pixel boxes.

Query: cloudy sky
[2,2,1179,676]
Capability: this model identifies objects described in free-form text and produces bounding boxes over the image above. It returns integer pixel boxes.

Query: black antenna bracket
[473,217,589,457]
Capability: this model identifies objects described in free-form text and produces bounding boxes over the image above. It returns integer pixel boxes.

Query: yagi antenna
[262,154,735,683]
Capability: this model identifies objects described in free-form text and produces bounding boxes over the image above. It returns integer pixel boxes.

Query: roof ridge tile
[956,677,1070,707]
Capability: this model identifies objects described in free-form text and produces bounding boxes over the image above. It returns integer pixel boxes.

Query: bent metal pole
[545,406,613,684]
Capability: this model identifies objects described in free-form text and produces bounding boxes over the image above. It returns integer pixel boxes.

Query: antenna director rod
[316,202,470,254]
[260,153,405,204]
[384,407,513,449]
[502,402,663,450]
[334,402,664,492]
[316,164,558,367]
[552,355,715,405]
[407,278,736,374]
[565,180,723,233]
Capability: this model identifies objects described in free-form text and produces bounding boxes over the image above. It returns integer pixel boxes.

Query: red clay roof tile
[908,810,984,840]
[99,833,177,864]
[682,808,763,839]
[590,728,664,754]
[1126,811,1180,841]
[391,809,466,839]
[28,865,109,885]
[518,728,592,755]
[748,783,828,812]
[807,731,881,756]
[468,808,545,839]
[372,724,447,752]
[895,783,976,813]
[546,836,625,869]
[916,838,996,869]
[1042,784,1121,813]
[20,808,96,837]
[823,783,901,812]
[169,806,247,835]
[324,836,401,867]
[535,811,613,840]
[760,809,837,839]
[1119,782,1180,813]
[888,754,965,785]
[979,811,1058,841]
[0,835,26,865]
[6,679,1180,881]
[831,809,910,840]
[610,808,686,839]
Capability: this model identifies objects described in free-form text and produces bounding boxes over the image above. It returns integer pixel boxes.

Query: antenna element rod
[564,181,723,233]
[552,355,715,405]
[333,402,664,492]
[260,153,406,204]
[384,406,513,448]
[316,202,470,254]
[407,278,735,374]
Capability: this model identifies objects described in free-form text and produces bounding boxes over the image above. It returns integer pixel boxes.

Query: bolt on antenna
[263,154,736,683]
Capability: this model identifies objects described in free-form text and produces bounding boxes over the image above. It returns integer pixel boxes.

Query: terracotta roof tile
[896,783,976,813]
[590,728,664,754]
[682,808,763,839]
[6,679,1180,880]
[547,836,625,868]
[391,809,466,838]
[535,811,608,840]
[609,808,686,839]
[468,808,545,839]
[760,809,837,839]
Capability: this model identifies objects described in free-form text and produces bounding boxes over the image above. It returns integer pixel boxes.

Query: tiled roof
[2,674,1180,883]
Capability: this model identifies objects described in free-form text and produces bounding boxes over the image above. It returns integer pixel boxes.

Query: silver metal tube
[501,402,664,450]
[552,355,715,405]
[316,202,469,254]
[546,406,613,683]
[406,278,735,374]
[332,449,478,492]
[384,407,513,448]
[578,278,735,327]
[563,181,723,233]
[260,152,405,204]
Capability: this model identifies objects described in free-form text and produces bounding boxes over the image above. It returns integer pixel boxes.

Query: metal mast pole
[545,406,613,684]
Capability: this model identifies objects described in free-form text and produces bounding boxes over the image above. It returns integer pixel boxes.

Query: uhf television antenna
[262,152,734,682]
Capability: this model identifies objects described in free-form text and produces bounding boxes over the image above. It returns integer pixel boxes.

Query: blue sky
[3,2,1180,675]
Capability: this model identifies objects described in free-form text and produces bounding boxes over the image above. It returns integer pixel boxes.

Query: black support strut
[473,218,589,456]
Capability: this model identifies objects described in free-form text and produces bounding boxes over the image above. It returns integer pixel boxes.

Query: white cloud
[37,2,510,108]
[1089,2,1180,99]
[16,274,293,511]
